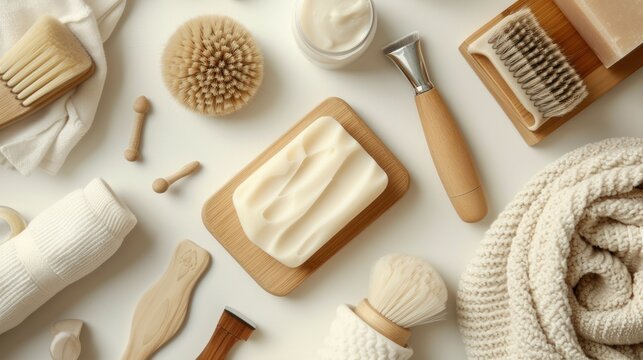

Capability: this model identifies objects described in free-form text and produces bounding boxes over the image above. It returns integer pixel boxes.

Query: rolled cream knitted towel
[0,178,136,335]
[458,138,643,359]
[317,305,414,360]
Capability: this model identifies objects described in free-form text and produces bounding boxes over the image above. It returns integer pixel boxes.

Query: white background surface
[1,0,641,359]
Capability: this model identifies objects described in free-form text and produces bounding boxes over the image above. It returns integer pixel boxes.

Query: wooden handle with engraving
[122,240,210,360]
[415,88,487,222]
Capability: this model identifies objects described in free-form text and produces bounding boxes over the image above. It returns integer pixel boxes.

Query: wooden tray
[460,0,643,145]
[202,97,410,296]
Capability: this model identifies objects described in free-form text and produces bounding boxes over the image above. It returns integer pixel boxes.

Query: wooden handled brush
[0,16,94,130]
[197,307,256,360]
[318,254,448,358]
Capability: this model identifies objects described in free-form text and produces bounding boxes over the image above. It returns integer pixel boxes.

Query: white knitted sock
[317,305,414,360]
[0,178,137,335]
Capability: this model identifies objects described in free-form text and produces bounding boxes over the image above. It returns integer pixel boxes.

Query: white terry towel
[0,178,137,335]
[0,0,126,175]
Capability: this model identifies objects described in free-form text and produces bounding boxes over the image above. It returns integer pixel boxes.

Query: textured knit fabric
[0,178,136,335]
[318,305,414,360]
[458,138,643,359]
[0,0,126,175]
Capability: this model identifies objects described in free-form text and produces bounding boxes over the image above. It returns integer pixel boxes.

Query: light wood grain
[124,96,151,162]
[202,97,410,296]
[153,161,201,193]
[0,17,94,130]
[355,300,410,347]
[122,240,210,360]
[0,63,94,130]
[197,308,256,360]
[460,0,643,145]
[415,89,487,222]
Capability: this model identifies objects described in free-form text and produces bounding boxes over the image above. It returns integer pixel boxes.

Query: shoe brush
[162,16,264,117]
[0,16,94,130]
[468,8,588,131]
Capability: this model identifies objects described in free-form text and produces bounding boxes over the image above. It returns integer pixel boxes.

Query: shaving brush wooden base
[354,300,411,347]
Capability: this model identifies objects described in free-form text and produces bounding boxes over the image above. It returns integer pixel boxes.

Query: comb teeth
[0,16,93,107]
[487,9,588,121]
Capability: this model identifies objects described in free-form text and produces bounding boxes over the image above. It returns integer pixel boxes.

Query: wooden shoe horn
[384,32,487,222]
[122,240,210,360]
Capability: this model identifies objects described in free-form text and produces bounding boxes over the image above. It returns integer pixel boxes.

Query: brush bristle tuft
[0,16,93,107]
[367,254,448,328]
[162,16,264,117]
[488,9,587,119]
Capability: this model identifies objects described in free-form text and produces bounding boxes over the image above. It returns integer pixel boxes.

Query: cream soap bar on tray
[555,0,643,67]
[233,116,388,268]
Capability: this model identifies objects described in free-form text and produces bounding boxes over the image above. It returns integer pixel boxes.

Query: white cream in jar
[294,0,377,68]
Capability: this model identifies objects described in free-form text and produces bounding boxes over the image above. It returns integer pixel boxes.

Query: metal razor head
[383,32,433,95]
[224,306,257,331]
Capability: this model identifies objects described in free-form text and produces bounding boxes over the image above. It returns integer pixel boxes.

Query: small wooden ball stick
[153,161,201,193]
[197,307,256,360]
[124,96,151,162]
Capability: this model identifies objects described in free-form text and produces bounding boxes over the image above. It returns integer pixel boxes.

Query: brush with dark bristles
[0,16,94,130]
[468,8,588,131]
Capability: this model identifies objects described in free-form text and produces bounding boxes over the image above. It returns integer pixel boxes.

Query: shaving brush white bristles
[317,255,448,358]
[367,254,448,328]
[162,16,264,117]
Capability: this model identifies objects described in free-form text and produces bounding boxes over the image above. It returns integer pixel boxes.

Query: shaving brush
[162,16,264,117]
[318,254,447,359]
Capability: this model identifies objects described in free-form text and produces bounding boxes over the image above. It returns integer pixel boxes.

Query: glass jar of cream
[293,0,377,69]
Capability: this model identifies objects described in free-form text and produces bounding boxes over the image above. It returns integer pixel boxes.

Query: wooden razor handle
[122,240,210,360]
[415,88,487,222]
[198,308,256,360]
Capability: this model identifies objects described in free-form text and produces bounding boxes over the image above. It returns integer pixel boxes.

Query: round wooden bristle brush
[318,254,448,360]
[162,16,264,117]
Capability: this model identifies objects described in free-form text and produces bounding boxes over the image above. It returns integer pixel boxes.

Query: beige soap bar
[555,0,643,67]
[233,116,388,268]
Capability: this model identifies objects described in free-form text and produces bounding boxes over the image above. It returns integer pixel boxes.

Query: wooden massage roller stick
[124,96,150,162]
[153,161,201,193]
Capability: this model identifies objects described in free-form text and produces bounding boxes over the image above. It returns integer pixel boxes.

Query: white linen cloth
[0,0,125,175]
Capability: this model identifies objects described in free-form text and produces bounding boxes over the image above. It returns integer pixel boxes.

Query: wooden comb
[0,16,94,130]
[197,307,256,360]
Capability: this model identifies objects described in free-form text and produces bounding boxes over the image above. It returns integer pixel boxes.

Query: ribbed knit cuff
[82,178,137,240]
[318,305,414,360]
